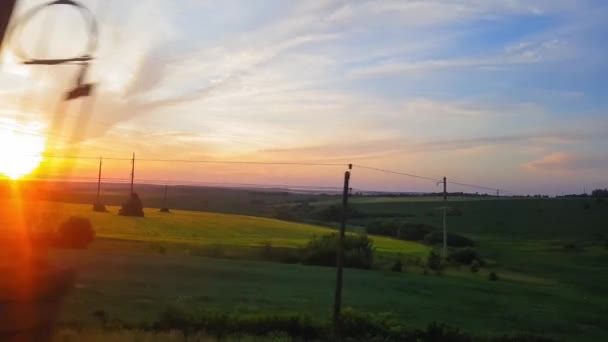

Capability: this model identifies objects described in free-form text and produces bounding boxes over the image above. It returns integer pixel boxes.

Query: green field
[3,194,608,341]
[0,199,429,254]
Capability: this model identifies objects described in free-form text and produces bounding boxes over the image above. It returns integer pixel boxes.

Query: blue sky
[1,0,607,194]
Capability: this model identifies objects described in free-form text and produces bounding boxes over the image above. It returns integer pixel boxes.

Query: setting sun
[0,128,44,179]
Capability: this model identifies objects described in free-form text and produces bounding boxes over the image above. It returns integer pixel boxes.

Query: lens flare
[0,128,45,180]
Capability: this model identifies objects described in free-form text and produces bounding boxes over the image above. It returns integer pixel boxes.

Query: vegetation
[55,216,95,249]
[470,260,481,273]
[448,247,483,265]
[64,306,556,342]
[302,233,374,269]
[424,231,474,247]
[426,250,443,271]
[2,193,608,341]
[391,259,403,272]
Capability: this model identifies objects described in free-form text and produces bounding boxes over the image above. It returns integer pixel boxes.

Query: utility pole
[163,184,168,207]
[442,177,447,258]
[96,156,102,204]
[130,152,135,195]
[496,189,499,198]
[333,163,352,336]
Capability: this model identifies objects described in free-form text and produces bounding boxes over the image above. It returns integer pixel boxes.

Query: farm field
[50,240,607,341]
[0,199,429,254]
[2,194,608,341]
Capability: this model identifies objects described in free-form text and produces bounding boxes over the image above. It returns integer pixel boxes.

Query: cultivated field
[2,192,607,341]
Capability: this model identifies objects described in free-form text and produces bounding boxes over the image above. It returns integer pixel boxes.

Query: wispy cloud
[523,152,608,172]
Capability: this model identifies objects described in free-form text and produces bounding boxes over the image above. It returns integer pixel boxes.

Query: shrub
[366,221,399,237]
[55,216,95,249]
[424,231,474,247]
[302,233,374,269]
[562,242,583,253]
[447,207,463,216]
[391,259,403,272]
[426,250,443,271]
[366,222,436,241]
[489,272,499,281]
[260,241,273,260]
[319,204,362,221]
[448,247,482,265]
[92,309,110,327]
[400,223,435,241]
[470,260,480,273]
[273,206,294,221]
[148,307,559,341]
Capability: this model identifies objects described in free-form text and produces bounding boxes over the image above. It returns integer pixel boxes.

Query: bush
[400,223,435,241]
[448,247,482,265]
[302,233,374,269]
[447,207,463,216]
[273,206,294,221]
[365,221,398,237]
[562,242,583,253]
[489,272,499,281]
[147,307,558,341]
[426,251,443,271]
[470,260,480,273]
[319,204,362,221]
[260,241,273,260]
[391,259,403,272]
[55,216,95,249]
[366,222,436,241]
[424,231,474,247]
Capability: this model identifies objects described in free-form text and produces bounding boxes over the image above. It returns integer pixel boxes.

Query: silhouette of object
[160,207,170,213]
[119,193,144,217]
[0,237,74,341]
[92,201,107,212]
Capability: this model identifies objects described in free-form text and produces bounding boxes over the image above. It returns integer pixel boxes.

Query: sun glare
[1,51,31,77]
[0,129,45,180]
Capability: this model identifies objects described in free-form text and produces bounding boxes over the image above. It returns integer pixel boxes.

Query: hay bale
[92,202,107,212]
[119,193,144,217]
[160,207,170,213]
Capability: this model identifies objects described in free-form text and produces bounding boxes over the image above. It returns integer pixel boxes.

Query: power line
[353,163,515,195]
[37,154,348,166]
[14,175,345,191]
[352,164,439,182]
[447,181,499,192]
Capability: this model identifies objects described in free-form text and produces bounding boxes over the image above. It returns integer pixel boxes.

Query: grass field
[2,191,608,341]
[0,199,429,255]
[50,240,606,341]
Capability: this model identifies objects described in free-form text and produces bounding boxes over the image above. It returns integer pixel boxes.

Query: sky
[0,0,607,195]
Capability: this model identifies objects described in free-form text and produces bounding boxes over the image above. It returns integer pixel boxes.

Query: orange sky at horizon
[1,0,607,196]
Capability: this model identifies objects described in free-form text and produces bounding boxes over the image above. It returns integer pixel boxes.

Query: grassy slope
[52,242,607,341]
[345,197,607,236]
[0,199,429,254]
[3,196,607,340]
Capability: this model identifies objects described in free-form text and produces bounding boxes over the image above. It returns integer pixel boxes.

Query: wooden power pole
[442,177,447,259]
[333,164,352,336]
[130,153,135,195]
[96,157,102,204]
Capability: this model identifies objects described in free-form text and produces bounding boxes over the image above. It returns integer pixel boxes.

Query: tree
[426,250,442,271]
